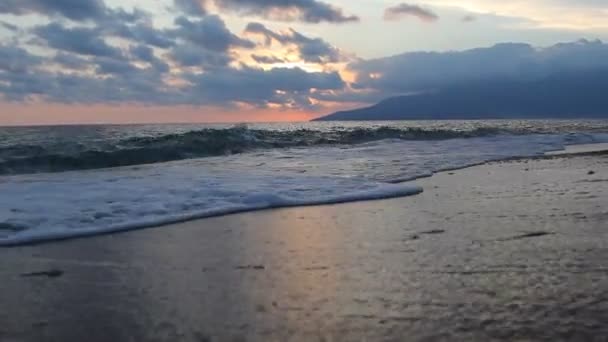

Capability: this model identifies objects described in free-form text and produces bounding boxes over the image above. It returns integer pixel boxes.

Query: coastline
[1,152,607,341]
[4,142,607,247]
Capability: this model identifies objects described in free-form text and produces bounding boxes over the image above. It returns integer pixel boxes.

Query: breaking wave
[0,126,525,174]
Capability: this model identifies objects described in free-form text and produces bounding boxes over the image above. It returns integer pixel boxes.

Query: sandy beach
[1,153,607,341]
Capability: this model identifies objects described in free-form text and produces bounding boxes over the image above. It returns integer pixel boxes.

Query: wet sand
[1,153,607,341]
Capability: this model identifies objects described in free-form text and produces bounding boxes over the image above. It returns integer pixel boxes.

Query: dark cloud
[245,23,343,63]
[0,70,49,101]
[0,0,107,21]
[173,15,255,51]
[384,3,439,22]
[0,21,18,32]
[0,45,42,73]
[183,66,345,107]
[288,29,341,63]
[1,14,346,109]
[174,0,207,16]
[0,59,172,104]
[0,38,172,103]
[350,39,608,97]
[53,53,89,70]
[94,56,138,75]
[169,43,233,68]
[130,45,170,73]
[129,45,155,62]
[0,48,345,109]
[105,7,149,23]
[112,23,175,49]
[34,23,123,58]
[251,54,285,64]
[213,0,359,23]
[244,22,282,45]
[294,33,341,63]
[48,72,166,104]
[0,0,147,26]
[1,30,346,109]
[165,15,255,69]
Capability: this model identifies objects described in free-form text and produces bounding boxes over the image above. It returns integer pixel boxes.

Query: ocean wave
[0,126,522,174]
[2,131,606,245]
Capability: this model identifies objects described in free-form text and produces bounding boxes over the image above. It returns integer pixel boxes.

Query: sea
[2,120,608,245]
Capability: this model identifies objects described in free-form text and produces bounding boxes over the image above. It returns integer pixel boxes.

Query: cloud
[129,45,170,73]
[0,56,345,108]
[183,66,345,107]
[174,0,207,16]
[251,54,285,64]
[0,45,42,73]
[173,15,255,51]
[33,23,123,58]
[0,56,171,104]
[94,56,138,75]
[350,39,608,97]
[112,23,176,49]
[212,0,359,23]
[0,21,18,32]
[129,44,154,62]
[106,7,149,23]
[53,53,89,70]
[245,23,344,63]
[290,31,342,63]
[4,2,300,105]
[169,43,233,68]
[244,22,282,45]
[0,30,345,110]
[0,0,148,30]
[0,0,107,21]
[164,15,255,69]
[384,3,439,22]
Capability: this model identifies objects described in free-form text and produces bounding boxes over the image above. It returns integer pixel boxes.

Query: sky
[1,0,608,125]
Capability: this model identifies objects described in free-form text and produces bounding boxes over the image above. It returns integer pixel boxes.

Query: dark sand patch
[20,269,64,278]
[235,265,265,270]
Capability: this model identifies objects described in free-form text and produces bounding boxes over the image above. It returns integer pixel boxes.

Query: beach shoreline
[3,145,607,248]
[1,152,607,341]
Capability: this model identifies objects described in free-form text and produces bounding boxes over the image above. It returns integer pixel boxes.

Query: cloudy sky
[1,0,608,125]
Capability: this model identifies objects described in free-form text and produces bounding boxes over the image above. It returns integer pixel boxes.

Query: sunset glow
[1,0,608,125]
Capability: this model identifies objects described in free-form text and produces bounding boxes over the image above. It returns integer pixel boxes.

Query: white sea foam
[1,132,607,245]
[0,167,421,246]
